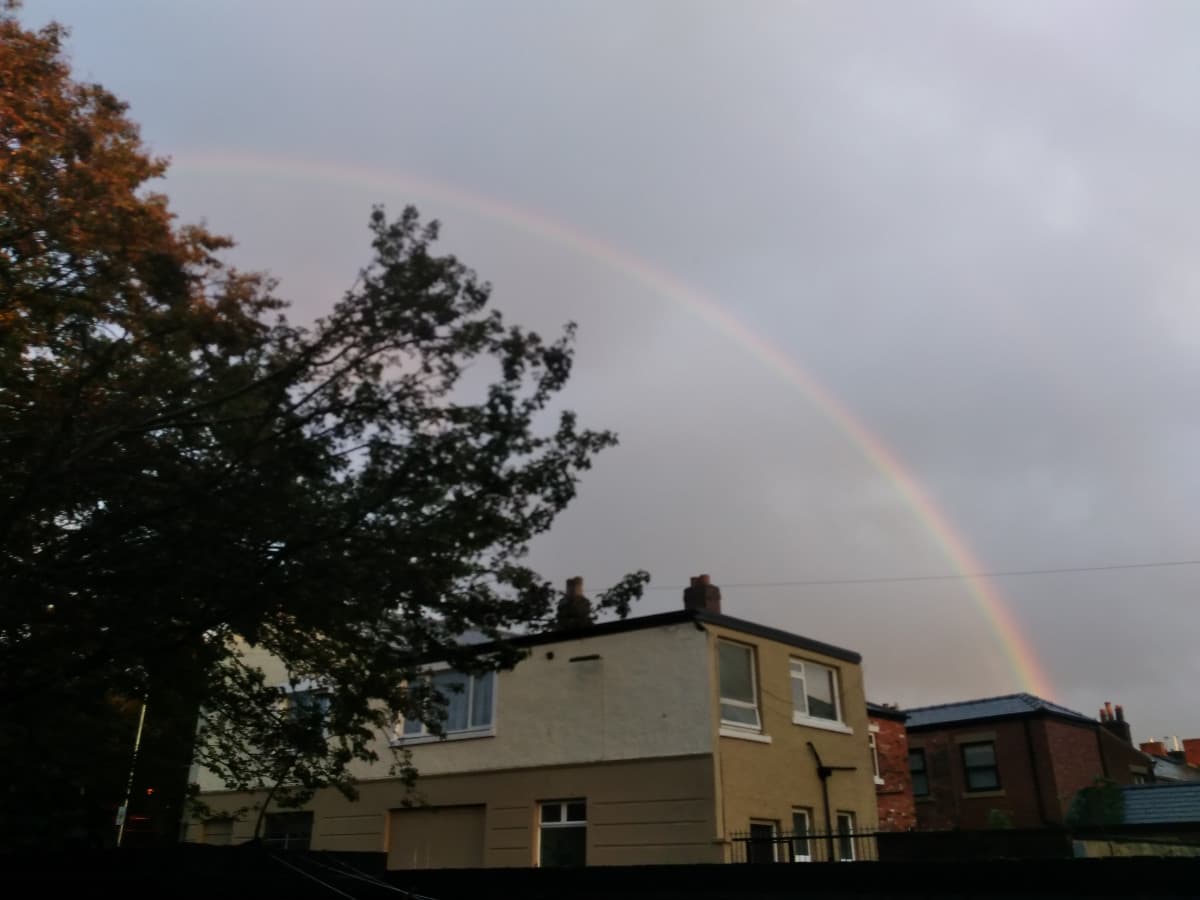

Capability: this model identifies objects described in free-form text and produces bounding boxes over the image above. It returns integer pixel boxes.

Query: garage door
[387,805,487,870]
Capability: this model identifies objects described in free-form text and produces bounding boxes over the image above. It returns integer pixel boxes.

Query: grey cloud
[24,0,1200,738]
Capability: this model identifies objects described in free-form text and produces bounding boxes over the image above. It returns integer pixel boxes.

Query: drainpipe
[807,742,856,862]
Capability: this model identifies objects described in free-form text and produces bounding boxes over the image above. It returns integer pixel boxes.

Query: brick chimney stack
[1140,740,1167,758]
[1097,699,1133,745]
[1183,739,1200,769]
[555,576,594,630]
[683,574,721,614]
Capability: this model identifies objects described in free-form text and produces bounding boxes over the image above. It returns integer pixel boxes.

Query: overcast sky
[24,0,1200,739]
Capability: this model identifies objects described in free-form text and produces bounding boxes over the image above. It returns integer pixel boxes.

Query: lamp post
[115,697,148,847]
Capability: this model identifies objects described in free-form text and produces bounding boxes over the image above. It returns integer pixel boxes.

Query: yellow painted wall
[703,622,878,858]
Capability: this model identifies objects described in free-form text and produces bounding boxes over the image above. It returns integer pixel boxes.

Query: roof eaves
[692,610,861,663]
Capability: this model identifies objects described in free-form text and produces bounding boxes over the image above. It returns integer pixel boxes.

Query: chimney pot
[1099,701,1133,745]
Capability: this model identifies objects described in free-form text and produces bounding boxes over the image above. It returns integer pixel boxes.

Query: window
[791,808,812,862]
[868,732,881,782]
[263,811,313,851]
[400,670,495,739]
[909,748,929,796]
[961,741,1001,791]
[287,689,331,723]
[748,819,778,863]
[789,658,842,723]
[719,641,760,730]
[836,812,856,861]
[539,799,586,867]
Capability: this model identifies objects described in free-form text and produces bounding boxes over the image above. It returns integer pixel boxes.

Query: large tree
[0,9,645,846]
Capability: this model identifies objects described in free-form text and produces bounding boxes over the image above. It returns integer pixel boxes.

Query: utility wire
[646,557,1200,591]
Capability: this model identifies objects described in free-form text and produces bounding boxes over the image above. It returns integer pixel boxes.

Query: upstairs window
[718,641,760,730]
[908,748,929,796]
[961,741,1001,792]
[868,732,881,782]
[287,689,331,722]
[400,670,495,739]
[790,659,842,723]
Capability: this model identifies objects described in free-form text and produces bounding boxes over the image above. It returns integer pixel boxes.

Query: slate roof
[1122,783,1200,824]
[905,692,1094,730]
[1149,756,1200,784]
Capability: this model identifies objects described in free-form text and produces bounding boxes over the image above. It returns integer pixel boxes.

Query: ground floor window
[539,799,586,867]
[263,811,313,851]
[203,818,234,846]
[791,808,812,861]
[748,819,779,863]
[836,811,856,861]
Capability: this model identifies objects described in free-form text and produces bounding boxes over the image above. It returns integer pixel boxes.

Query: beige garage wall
[189,753,721,868]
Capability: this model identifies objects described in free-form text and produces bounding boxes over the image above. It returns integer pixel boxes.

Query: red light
[145,787,155,796]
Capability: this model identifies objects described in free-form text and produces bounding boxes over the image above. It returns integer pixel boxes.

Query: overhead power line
[646,558,1200,591]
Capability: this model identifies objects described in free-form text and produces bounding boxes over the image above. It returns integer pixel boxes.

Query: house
[1137,737,1200,783]
[186,576,879,867]
[904,694,1148,830]
[867,703,915,831]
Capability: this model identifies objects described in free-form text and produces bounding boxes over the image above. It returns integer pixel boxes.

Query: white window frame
[537,799,587,867]
[835,811,856,861]
[718,640,762,733]
[789,658,852,733]
[393,666,497,745]
[868,728,884,785]
[790,808,812,862]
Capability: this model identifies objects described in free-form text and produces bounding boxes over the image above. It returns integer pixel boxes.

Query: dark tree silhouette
[0,7,646,846]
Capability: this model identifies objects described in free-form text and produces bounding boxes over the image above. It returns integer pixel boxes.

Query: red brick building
[904,694,1149,830]
[867,702,916,831]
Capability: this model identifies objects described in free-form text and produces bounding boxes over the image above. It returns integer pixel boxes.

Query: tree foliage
[1065,778,1125,829]
[0,9,646,845]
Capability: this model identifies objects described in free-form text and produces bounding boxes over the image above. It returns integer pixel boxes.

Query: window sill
[963,789,1005,799]
[719,726,773,744]
[390,727,495,747]
[791,713,853,735]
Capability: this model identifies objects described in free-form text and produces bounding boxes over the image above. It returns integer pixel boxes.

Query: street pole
[115,697,148,848]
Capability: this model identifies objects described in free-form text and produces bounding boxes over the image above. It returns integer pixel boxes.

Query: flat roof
[506,607,861,664]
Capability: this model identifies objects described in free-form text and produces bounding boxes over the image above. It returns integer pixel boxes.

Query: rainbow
[168,151,1056,699]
